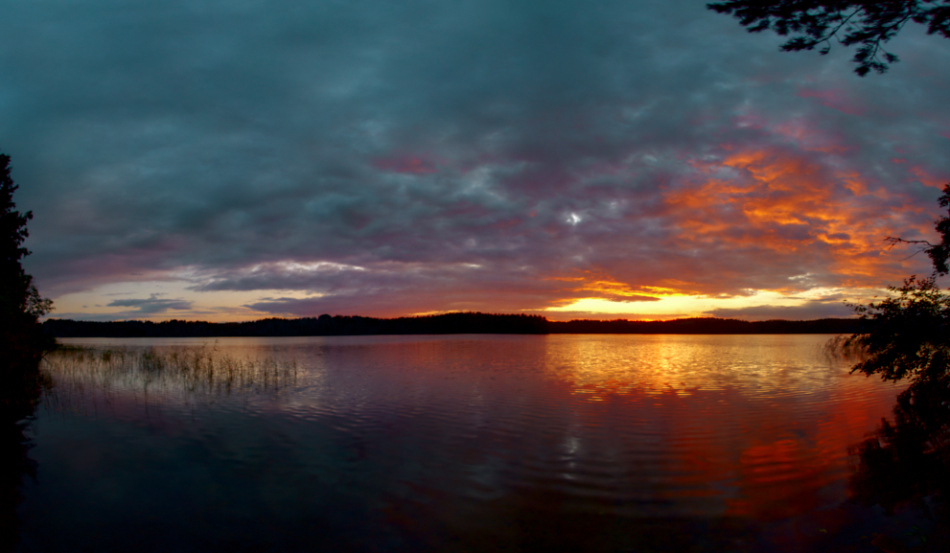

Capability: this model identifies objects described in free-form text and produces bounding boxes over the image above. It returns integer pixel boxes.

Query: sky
[2,0,949,322]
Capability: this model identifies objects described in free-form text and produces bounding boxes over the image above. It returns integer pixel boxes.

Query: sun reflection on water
[542,334,855,401]
[20,335,916,552]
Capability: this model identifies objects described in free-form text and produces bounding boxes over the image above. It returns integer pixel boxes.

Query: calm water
[17,335,910,551]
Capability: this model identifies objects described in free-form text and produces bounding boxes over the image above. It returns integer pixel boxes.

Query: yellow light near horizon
[544,288,857,319]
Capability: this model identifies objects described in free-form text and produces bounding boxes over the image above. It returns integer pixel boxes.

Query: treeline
[42,312,549,337]
[43,313,860,338]
[549,317,859,334]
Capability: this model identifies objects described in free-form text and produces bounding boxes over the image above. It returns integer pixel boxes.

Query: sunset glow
[2,1,947,322]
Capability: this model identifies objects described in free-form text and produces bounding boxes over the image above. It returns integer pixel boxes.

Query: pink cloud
[373,154,438,174]
[909,165,949,189]
[797,88,865,116]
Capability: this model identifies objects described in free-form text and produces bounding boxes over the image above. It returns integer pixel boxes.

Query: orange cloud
[545,273,662,303]
[664,145,929,290]
[909,165,948,189]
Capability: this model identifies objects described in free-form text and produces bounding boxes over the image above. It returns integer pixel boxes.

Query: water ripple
[22,335,910,552]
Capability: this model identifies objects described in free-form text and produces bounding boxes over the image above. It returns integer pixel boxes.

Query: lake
[14,334,916,551]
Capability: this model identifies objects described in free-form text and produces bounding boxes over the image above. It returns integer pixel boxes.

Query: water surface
[18,335,907,551]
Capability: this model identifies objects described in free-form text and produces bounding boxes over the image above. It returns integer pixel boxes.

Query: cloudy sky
[2,0,949,322]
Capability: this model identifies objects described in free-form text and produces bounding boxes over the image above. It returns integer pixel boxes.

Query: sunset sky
[2,0,949,322]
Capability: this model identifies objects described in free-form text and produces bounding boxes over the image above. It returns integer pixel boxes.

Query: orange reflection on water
[42,335,906,536]
[543,335,905,519]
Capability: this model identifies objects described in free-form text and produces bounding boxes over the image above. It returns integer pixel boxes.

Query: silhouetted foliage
[0,152,50,552]
[842,195,950,531]
[849,377,950,520]
[42,314,857,337]
[549,316,856,334]
[846,276,950,383]
[43,312,550,337]
[841,273,950,520]
[930,185,950,274]
[0,356,44,553]
[0,152,52,370]
[887,183,950,276]
[708,0,950,75]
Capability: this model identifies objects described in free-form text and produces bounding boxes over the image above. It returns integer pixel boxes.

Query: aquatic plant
[41,345,300,405]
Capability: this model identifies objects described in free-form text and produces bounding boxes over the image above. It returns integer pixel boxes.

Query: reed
[822,334,869,364]
[41,345,300,400]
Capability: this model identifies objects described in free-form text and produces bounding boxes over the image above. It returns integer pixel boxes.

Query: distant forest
[43,312,860,337]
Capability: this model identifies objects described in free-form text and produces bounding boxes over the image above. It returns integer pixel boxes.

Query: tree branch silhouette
[708,1,950,75]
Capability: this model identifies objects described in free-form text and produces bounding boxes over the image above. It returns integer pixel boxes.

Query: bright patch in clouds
[546,287,865,320]
[3,1,948,322]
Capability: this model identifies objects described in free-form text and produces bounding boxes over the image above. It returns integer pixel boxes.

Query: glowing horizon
[5,1,948,323]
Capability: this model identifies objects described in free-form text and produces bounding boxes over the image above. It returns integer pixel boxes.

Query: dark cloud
[106,295,193,315]
[2,1,948,319]
[222,260,660,318]
[707,302,857,321]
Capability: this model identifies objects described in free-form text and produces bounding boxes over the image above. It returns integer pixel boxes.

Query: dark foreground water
[12,335,930,551]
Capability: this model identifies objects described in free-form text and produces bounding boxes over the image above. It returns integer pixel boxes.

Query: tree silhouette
[708,0,950,75]
[709,2,950,384]
[845,275,950,383]
[0,152,52,552]
[849,377,950,518]
[927,185,950,274]
[0,152,52,371]
[711,5,950,527]
[881,184,950,276]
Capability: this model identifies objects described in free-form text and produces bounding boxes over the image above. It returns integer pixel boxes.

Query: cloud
[106,294,193,315]
[2,1,949,320]
[707,301,857,321]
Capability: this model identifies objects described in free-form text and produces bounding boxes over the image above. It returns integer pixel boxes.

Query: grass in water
[41,345,300,405]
